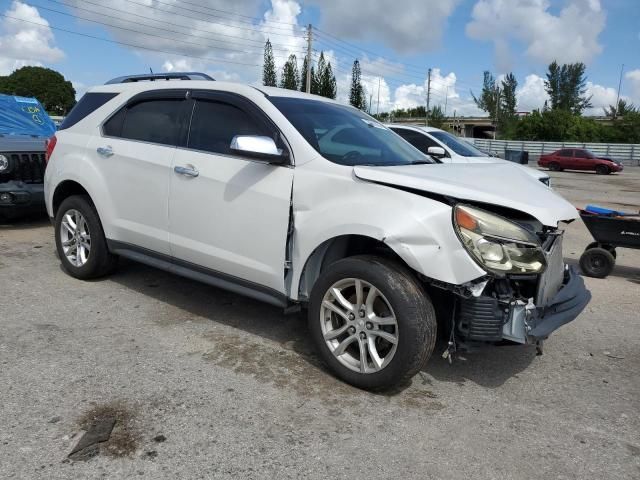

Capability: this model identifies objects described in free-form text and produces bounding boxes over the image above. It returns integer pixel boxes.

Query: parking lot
[1,169,639,479]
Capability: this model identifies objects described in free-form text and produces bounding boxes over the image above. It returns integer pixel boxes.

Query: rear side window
[59,92,118,130]
[104,99,185,146]
[188,99,269,155]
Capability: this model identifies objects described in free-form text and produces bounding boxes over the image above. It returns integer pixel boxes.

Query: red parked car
[538,148,623,174]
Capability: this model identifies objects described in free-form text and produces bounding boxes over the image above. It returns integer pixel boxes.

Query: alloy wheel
[320,278,398,374]
[60,209,91,267]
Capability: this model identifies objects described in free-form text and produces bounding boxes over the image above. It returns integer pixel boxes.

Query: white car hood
[450,156,548,180]
[354,163,577,227]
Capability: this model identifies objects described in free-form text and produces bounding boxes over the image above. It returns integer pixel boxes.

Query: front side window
[269,97,433,166]
[558,149,573,157]
[429,130,487,157]
[187,99,269,155]
[103,98,185,147]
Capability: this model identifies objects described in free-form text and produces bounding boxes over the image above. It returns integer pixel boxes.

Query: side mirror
[427,146,446,158]
[229,135,288,164]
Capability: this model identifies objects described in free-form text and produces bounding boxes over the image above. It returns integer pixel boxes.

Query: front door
[168,92,293,294]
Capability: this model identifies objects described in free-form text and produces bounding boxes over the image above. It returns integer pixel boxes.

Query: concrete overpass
[388,115,614,138]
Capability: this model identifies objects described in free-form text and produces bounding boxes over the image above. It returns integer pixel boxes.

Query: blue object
[0,94,56,137]
[585,204,633,216]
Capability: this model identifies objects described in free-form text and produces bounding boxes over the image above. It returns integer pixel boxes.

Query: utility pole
[425,68,432,126]
[614,63,625,118]
[444,86,449,116]
[305,24,312,94]
[376,76,381,117]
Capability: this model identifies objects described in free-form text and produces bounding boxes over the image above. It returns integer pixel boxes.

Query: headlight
[0,154,8,172]
[453,205,546,275]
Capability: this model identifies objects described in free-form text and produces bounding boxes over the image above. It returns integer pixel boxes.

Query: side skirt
[107,240,289,308]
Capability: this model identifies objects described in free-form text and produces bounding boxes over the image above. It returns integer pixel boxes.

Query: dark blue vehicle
[0,94,56,219]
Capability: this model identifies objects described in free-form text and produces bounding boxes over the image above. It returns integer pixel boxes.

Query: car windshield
[269,97,434,166]
[429,130,487,157]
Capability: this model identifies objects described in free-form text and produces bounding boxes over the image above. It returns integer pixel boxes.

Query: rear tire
[595,165,610,175]
[308,255,436,391]
[549,162,561,172]
[579,247,615,278]
[54,195,117,280]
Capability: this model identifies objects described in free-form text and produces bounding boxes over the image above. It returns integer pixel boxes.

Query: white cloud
[516,74,549,111]
[308,0,460,54]
[0,1,64,75]
[466,0,606,70]
[625,69,640,104]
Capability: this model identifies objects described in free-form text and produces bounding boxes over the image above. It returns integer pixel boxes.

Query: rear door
[168,91,293,294]
[557,149,575,169]
[87,90,189,255]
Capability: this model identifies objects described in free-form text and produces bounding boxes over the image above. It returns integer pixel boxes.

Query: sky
[0,0,638,116]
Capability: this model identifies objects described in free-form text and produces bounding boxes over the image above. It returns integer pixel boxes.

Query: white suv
[387,124,551,185]
[44,73,590,390]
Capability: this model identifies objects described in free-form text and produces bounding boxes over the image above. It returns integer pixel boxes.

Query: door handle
[96,146,113,157]
[174,165,199,178]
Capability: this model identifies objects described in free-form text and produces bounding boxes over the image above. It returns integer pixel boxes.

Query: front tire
[54,195,117,280]
[595,165,610,175]
[308,255,436,391]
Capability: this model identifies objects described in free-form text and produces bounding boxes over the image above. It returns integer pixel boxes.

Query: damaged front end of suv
[437,203,590,357]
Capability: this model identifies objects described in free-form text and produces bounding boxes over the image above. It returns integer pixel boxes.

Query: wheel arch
[294,234,415,301]
[52,180,92,216]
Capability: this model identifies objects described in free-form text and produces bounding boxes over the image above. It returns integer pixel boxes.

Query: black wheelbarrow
[579,205,640,278]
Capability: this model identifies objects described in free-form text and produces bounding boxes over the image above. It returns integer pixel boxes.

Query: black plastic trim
[106,240,288,308]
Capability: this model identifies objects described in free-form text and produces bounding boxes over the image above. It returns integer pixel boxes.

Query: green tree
[320,62,337,99]
[471,71,500,116]
[500,73,518,117]
[279,54,299,90]
[603,98,637,118]
[429,105,446,128]
[349,60,367,110]
[314,52,326,94]
[0,66,75,115]
[544,61,592,114]
[262,39,277,87]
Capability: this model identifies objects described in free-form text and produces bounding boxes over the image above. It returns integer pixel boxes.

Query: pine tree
[500,73,518,117]
[471,71,500,116]
[262,39,277,87]
[300,56,308,92]
[603,99,637,118]
[280,54,299,90]
[320,62,337,99]
[314,52,326,94]
[349,60,367,110]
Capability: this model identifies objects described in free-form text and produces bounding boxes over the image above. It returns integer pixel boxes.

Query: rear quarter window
[59,92,119,130]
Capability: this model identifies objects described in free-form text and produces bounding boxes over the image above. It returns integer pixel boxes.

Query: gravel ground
[1,168,639,479]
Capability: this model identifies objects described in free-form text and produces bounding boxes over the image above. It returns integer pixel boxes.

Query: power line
[32,2,307,57]
[0,13,276,68]
[169,0,299,27]
[121,0,303,35]
[44,0,304,51]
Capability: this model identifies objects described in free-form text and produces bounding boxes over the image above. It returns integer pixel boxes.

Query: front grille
[457,296,506,342]
[0,152,46,183]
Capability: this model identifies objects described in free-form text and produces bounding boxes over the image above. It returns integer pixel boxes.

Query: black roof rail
[105,72,214,84]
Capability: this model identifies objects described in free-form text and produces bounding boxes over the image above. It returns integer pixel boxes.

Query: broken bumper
[525,266,591,340]
[458,266,591,345]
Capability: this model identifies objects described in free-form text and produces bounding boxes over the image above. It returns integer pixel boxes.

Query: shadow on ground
[0,212,49,230]
[108,259,532,394]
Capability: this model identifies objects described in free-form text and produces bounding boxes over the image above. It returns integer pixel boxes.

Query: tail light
[45,135,57,165]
